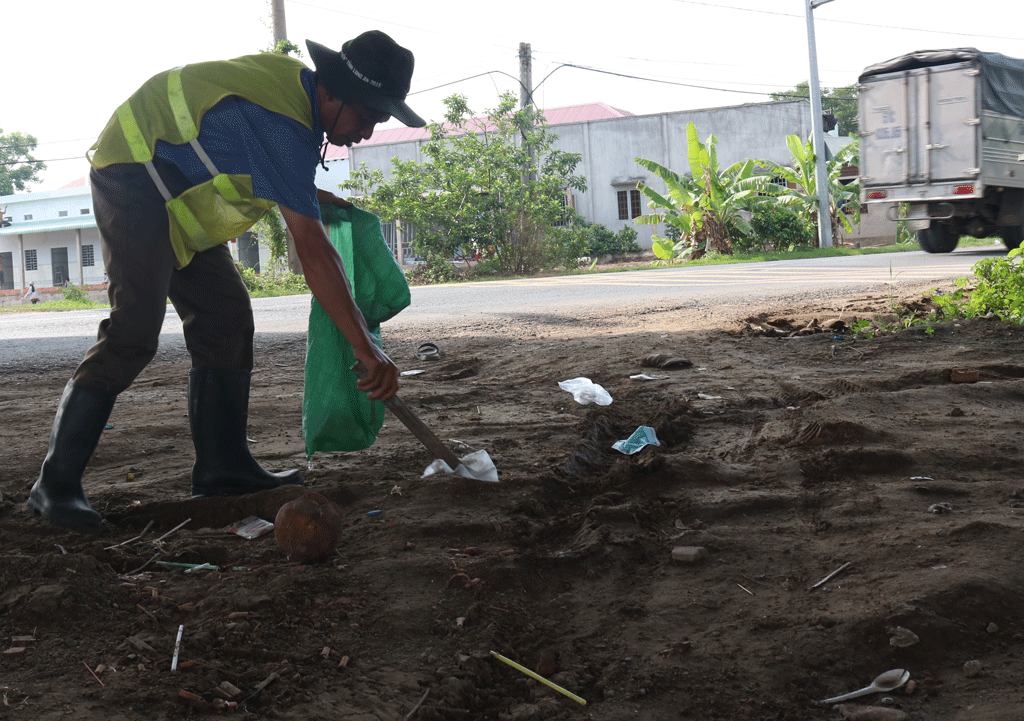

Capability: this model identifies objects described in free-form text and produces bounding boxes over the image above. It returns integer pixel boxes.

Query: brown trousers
[74,160,255,393]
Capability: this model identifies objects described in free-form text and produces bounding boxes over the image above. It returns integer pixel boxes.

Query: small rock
[889,626,920,647]
[838,705,908,721]
[671,546,707,564]
[986,622,999,634]
[835,704,909,721]
[964,659,982,677]
[948,407,965,417]
[949,368,980,383]
[928,502,953,514]
[904,679,917,695]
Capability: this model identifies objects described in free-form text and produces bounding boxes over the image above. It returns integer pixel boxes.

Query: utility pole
[270,0,303,273]
[805,0,835,248]
[271,0,287,49]
[518,43,537,183]
[518,42,532,110]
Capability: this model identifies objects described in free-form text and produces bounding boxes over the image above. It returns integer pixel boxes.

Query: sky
[5,0,1022,191]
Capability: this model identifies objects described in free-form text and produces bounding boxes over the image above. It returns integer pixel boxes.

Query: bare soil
[2,281,1023,721]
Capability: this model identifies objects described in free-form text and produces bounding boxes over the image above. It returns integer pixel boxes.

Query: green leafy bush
[238,267,309,297]
[934,250,1024,323]
[404,253,463,285]
[583,223,642,257]
[748,205,815,253]
[61,283,88,303]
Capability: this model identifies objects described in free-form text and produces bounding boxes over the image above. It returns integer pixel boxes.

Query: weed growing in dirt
[848,247,1024,339]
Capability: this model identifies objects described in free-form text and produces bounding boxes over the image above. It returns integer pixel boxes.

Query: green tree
[635,122,773,261]
[771,82,859,136]
[344,93,587,275]
[250,208,289,269]
[758,136,861,245]
[0,130,46,196]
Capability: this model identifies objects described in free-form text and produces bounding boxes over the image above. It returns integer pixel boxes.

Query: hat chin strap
[320,102,346,171]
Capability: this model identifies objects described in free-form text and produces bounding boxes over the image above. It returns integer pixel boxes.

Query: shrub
[62,283,88,303]
[748,205,815,253]
[404,253,463,285]
[585,223,642,257]
[238,267,309,297]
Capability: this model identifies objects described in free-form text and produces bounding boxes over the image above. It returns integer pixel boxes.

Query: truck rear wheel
[917,223,959,253]
[1000,225,1023,251]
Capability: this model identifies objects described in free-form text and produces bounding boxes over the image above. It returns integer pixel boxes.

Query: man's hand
[316,189,354,209]
[353,345,399,401]
[279,205,399,402]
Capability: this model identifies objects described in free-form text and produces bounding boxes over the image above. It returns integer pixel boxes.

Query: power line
[0,137,94,152]
[668,0,1024,41]
[410,62,858,105]
[0,157,81,166]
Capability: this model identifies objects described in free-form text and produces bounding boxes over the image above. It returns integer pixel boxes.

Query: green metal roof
[0,216,98,236]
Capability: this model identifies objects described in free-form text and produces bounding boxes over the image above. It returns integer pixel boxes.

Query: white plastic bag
[558,377,613,406]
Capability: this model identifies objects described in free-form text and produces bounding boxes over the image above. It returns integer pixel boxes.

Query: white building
[0,180,103,294]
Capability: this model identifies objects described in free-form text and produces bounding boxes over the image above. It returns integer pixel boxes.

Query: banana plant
[759,136,861,245]
[636,122,775,261]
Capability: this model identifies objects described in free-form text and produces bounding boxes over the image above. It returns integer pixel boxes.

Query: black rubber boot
[189,367,305,497]
[27,380,117,531]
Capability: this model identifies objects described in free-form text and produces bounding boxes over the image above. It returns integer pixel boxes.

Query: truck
[857,48,1024,253]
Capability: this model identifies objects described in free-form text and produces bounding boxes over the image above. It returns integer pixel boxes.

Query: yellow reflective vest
[88,53,314,268]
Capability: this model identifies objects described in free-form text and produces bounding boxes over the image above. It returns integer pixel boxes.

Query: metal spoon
[817,669,911,705]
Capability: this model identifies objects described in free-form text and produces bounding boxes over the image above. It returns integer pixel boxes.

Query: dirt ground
[2,279,1024,721]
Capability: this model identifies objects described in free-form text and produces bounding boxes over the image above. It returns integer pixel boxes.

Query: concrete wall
[349,101,819,250]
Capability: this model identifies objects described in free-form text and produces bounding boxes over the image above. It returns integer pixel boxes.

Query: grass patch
[1,299,107,313]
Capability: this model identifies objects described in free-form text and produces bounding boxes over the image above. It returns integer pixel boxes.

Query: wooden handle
[351,361,463,470]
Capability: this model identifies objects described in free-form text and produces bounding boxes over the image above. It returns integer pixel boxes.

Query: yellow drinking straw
[489,651,587,705]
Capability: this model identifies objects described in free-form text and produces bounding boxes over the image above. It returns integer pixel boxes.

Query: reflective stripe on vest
[115,66,259,266]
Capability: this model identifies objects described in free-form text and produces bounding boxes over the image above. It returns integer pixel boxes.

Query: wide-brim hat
[307,31,426,128]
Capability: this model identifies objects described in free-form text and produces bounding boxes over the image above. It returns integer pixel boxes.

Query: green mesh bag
[303,205,410,456]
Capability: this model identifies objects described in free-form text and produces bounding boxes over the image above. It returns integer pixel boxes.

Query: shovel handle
[351,361,463,470]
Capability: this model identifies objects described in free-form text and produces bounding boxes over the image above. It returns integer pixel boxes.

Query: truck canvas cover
[859,47,1024,118]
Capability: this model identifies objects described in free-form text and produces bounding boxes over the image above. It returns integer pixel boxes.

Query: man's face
[327,103,390,147]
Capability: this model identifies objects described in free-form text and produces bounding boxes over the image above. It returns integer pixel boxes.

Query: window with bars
[25,249,37,271]
[552,193,573,227]
[58,210,68,217]
[82,245,95,267]
[80,208,91,215]
[24,214,33,221]
[617,189,642,220]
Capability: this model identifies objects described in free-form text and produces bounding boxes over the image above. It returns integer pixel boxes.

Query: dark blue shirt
[154,68,323,219]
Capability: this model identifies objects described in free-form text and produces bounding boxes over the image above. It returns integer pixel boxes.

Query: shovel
[351,361,498,482]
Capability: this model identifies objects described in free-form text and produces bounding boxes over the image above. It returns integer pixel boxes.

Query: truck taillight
[953,185,975,195]
[868,191,888,199]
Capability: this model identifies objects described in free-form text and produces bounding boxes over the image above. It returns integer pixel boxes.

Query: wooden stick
[125,552,160,575]
[810,561,852,590]
[83,662,105,687]
[104,520,154,550]
[152,518,192,544]
[137,603,158,622]
[404,687,430,720]
[737,583,754,596]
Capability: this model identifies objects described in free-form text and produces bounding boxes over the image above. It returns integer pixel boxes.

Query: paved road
[0,245,1003,368]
